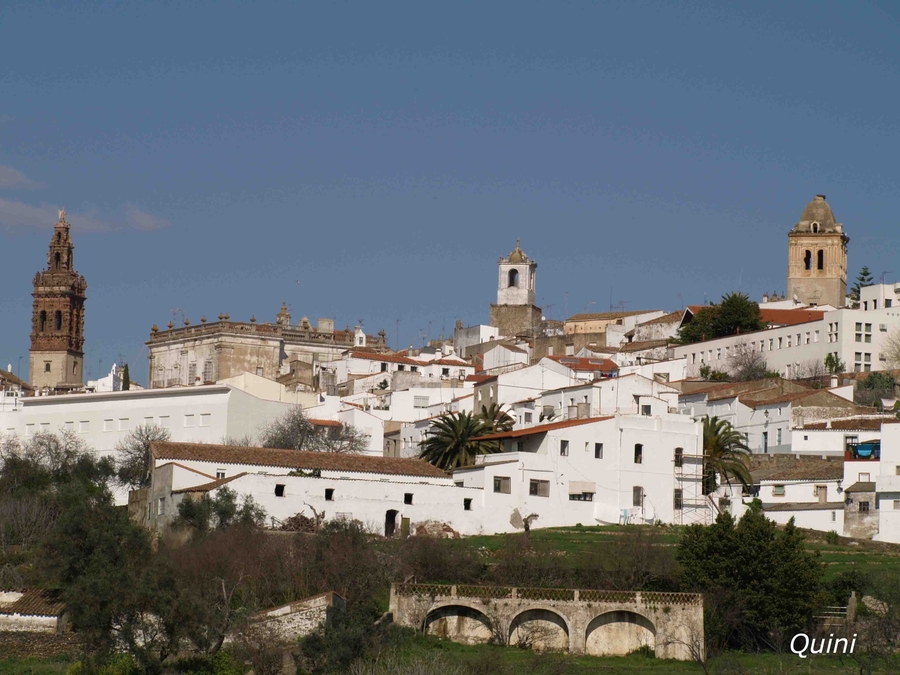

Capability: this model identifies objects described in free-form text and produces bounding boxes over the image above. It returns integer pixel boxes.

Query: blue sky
[2,1,900,384]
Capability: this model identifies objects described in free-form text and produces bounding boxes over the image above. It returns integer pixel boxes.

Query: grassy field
[463,524,900,582]
[0,657,72,675]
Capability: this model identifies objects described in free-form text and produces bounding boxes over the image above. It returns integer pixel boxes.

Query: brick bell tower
[29,208,87,392]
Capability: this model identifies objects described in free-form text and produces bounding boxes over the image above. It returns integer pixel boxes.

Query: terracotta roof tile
[749,455,844,481]
[151,441,448,478]
[638,310,685,326]
[760,308,826,326]
[567,310,659,322]
[467,374,496,383]
[803,418,896,431]
[474,416,614,441]
[741,389,856,410]
[310,419,343,428]
[546,356,618,372]
[0,589,65,617]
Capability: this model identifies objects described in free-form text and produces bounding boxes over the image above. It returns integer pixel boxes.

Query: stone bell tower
[29,209,87,392]
[787,195,849,308]
[489,239,542,337]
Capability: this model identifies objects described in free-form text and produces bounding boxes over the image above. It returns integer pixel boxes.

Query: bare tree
[883,330,900,370]
[726,343,772,382]
[116,424,172,490]
[260,407,368,453]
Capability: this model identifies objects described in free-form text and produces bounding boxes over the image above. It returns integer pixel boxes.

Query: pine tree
[850,266,874,305]
[121,363,130,391]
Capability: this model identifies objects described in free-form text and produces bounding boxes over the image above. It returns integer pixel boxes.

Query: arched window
[817,250,824,270]
[54,252,61,269]
[507,268,519,288]
[55,311,62,330]
[812,222,819,233]
[39,310,47,332]
[804,250,812,271]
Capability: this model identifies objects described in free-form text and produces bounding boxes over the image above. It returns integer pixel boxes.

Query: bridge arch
[508,606,571,652]
[585,610,656,656]
[423,604,493,645]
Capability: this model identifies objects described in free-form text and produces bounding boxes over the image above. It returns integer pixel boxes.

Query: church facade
[29,210,87,393]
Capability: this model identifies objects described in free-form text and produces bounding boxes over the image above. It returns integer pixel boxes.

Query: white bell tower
[497,239,536,306]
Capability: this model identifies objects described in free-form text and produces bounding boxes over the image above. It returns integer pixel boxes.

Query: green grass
[0,656,73,675]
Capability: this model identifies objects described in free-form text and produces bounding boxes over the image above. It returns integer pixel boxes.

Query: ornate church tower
[29,209,87,392]
[489,239,542,337]
[787,195,849,308]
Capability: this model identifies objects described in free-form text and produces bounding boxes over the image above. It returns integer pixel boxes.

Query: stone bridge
[389,583,703,661]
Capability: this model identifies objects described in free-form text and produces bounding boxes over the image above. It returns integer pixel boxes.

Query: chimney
[762,293,769,304]
[830,375,839,388]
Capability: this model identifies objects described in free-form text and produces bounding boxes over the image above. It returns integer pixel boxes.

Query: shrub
[825,530,840,545]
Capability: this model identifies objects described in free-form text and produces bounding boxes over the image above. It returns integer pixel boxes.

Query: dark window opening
[634,443,643,464]
[674,447,684,468]
[39,310,47,332]
[275,484,285,497]
[633,486,643,507]
[325,488,334,501]
[817,249,824,270]
[560,440,569,456]
[674,489,683,510]
[55,310,62,331]
[804,250,812,271]
[860,501,870,513]
[508,268,519,288]
[594,443,603,459]
[44,362,51,373]
[529,479,550,497]
[404,493,413,505]
[380,362,388,372]
[493,476,511,494]
[463,498,472,511]
[54,252,61,269]
[569,492,594,501]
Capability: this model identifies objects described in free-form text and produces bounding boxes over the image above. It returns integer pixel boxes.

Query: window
[200,413,211,427]
[44,362,51,372]
[325,488,334,501]
[275,484,285,497]
[188,362,197,382]
[634,443,643,464]
[560,440,569,456]
[64,421,74,431]
[817,249,824,270]
[184,414,195,428]
[894,500,900,510]
[39,310,47,332]
[859,501,870,513]
[773,485,785,496]
[103,419,114,432]
[159,416,170,429]
[464,498,472,511]
[804,249,811,271]
[832,511,837,521]
[674,489,683,510]
[55,310,62,330]
[78,420,90,433]
[859,472,870,482]
[493,476,511,494]
[776,428,782,445]
[118,418,129,431]
[524,412,532,424]
[594,443,603,459]
[633,486,643,507]
[411,366,418,373]
[397,365,405,372]
[380,362,388,372]
[404,493,413,505]
[413,396,429,409]
[529,480,550,497]
[762,431,768,454]
[674,447,684,468]
[641,404,652,416]
[508,268,519,288]
[202,361,214,383]
[158,498,165,515]
[216,470,225,479]
[569,492,594,501]
[455,481,464,487]
[845,435,859,453]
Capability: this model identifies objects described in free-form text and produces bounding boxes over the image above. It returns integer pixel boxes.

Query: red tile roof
[466,374,497,383]
[546,356,618,372]
[639,310,685,326]
[474,416,613,441]
[759,308,825,326]
[0,589,65,617]
[803,418,896,431]
[151,441,448,478]
[310,419,343,428]
[741,389,856,409]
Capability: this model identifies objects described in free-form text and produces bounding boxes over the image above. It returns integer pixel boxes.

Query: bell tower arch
[787,195,848,308]
[490,239,542,337]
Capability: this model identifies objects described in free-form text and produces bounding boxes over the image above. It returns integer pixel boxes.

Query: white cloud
[0,165,45,189]
[125,204,171,231]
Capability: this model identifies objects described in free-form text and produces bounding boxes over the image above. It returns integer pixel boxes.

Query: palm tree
[702,416,752,495]
[478,403,514,432]
[418,411,498,471]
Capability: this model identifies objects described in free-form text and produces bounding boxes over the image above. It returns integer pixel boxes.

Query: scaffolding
[674,447,712,526]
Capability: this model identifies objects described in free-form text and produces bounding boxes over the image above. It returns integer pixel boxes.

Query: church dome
[507,238,527,263]
[794,195,840,233]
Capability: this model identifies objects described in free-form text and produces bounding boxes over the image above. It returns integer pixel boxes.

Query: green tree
[176,487,267,532]
[418,411,496,471]
[824,352,846,375]
[121,364,130,391]
[702,416,751,494]
[850,266,874,306]
[677,502,824,651]
[678,293,765,344]
[477,403,514,433]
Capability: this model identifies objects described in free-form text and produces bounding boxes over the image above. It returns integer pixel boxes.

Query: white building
[144,440,485,536]
[672,306,900,378]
